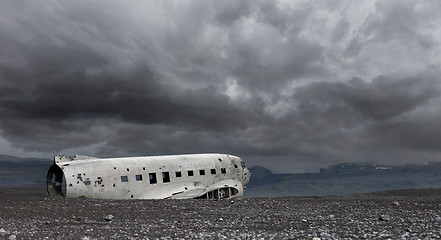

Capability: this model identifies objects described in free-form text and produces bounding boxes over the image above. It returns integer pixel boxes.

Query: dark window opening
[211,169,216,174]
[199,169,205,175]
[218,158,222,162]
[136,175,143,181]
[143,167,145,170]
[121,176,128,182]
[113,184,115,187]
[241,161,246,169]
[176,171,182,177]
[162,172,170,183]
[127,168,129,171]
[221,168,226,174]
[234,164,238,168]
[188,170,194,176]
[149,173,157,184]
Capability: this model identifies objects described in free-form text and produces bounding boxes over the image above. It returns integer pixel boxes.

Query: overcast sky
[1,0,441,172]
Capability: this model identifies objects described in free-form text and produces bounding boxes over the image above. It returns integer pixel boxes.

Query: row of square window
[120,168,227,184]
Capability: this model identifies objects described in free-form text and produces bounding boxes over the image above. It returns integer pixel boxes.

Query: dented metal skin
[46,154,250,200]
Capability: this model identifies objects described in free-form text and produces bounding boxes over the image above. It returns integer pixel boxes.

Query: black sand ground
[1,187,441,239]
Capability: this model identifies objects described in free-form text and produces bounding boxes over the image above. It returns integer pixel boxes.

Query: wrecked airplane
[47,153,250,200]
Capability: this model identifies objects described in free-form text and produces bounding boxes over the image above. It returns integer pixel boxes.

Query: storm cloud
[1,0,441,172]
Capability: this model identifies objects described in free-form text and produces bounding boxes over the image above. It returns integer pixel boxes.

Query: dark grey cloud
[0,0,441,172]
[294,75,439,122]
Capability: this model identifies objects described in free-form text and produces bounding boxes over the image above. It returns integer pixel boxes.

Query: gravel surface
[1,188,441,239]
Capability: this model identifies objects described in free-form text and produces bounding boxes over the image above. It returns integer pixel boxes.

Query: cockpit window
[241,161,246,169]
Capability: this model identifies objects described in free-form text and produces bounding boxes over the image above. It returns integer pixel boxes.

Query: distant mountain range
[1,155,440,197]
[0,155,52,186]
[245,162,441,197]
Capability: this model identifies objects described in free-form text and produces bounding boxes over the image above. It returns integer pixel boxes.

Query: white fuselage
[47,153,250,199]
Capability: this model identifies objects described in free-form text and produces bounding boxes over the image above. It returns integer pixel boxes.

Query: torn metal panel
[46,153,251,200]
[169,179,244,199]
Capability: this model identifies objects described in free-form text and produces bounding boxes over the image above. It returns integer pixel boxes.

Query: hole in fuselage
[46,164,66,198]
[194,187,239,200]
